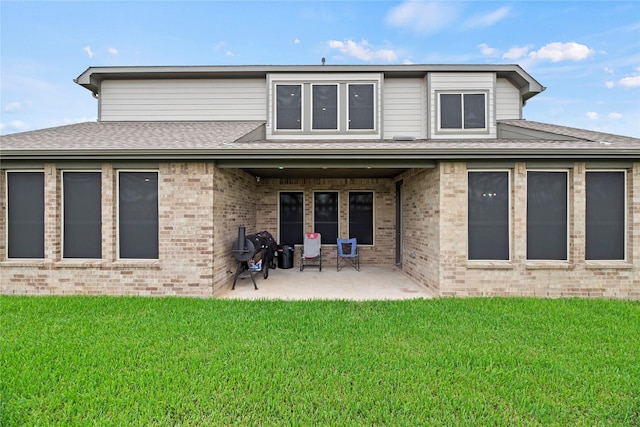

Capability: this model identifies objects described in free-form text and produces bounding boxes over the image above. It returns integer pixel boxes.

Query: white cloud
[606,81,615,89]
[386,1,460,35]
[465,6,510,29]
[327,39,398,62]
[108,47,118,55]
[503,46,531,60]
[3,101,25,113]
[619,75,640,88]
[604,66,614,74]
[225,51,235,57]
[586,112,599,120]
[528,42,594,62]
[608,112,623,120]
[212,42,227,51]
[294,38,300,44]
[83,46,94,58]
[0,120,28,132]
[478,43,499,57]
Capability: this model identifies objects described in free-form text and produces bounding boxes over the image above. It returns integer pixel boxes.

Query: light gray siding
[428,72,496,139]
[99,79,267,121]
[496,78,521,120]
[383,77,425,139]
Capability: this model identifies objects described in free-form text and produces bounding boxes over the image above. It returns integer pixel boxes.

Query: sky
[1,0,639,137]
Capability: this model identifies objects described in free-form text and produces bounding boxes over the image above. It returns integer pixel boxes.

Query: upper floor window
[439,92,487,131]
[271,76,379,136]
[276,85,302,130]
[312,84,338,130]
[348,84,374,130]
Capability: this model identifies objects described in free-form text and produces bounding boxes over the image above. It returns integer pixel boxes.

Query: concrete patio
[217,265,435,300]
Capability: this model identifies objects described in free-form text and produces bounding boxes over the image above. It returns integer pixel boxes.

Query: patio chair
[337,238,360,271]
[300,232,322,271]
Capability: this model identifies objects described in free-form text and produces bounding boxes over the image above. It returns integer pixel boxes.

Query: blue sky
[1,1,639,137]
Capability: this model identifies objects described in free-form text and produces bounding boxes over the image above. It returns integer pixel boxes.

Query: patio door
[395,180,402,266]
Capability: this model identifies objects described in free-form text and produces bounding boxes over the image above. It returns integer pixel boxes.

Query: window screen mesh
[276,85,302,130]
[463,94,486,129]
[349,84,374,130]
[586,171,625,260]
[279,192,304,245]
[468,172,509,260]
[527,171,567,260]
[312,85,337,130]
[314,192,338,244]
[7,172,45,258]
[119,172,159,259]
[64,172,102,258]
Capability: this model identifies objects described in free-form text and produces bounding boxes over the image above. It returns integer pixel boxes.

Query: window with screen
[7,172,45,259]
[467,171,510,260]
[439,93,486,130]
[276,84,302,130]
[118,171,159,259]
[348,192,374,245]
[312,85,338,130]
[63,172,102,259]
[586,171,626,260]
[279,192,304,246]
[313,192,338,244]
[348,84,374,130]
[527,171,568,260]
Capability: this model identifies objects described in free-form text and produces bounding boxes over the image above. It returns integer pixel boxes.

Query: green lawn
[1,296,639,426]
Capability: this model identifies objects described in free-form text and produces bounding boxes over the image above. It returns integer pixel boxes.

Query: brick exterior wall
[2,161,638,298]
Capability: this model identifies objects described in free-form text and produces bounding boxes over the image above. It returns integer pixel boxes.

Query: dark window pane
[440,94,462,129]
[349,84,374,130]
[7,172,45,258]
[276,85,301,130]
[586,172,625,260]
[64,172,102,258]
[468,172,509,260]
[312,85,338,130]
[527,172,567,260]
[349,192,373,245]
[279,192,304,245]
[464,94,486,129]
[314,192,338,244]
[119,172,158,259]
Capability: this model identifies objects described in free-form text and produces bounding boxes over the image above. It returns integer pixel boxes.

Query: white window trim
[585,169,628,262]
[4,170,46,261]
[466,170,512,262]
[116,170,159,261]
[311,83,340,132]
[61,170,102,260]
[526,169,570,262]
[437,91,489,133]
[347,82,377,132]
[347,190,375,246]
[312,190,340,243]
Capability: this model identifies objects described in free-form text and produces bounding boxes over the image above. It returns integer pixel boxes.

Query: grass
[1,297,639,426]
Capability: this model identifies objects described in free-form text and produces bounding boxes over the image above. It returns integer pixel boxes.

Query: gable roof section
[498,119,639,144]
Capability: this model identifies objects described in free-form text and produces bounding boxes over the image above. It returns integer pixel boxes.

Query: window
[468,171,510,260]
[527,171,568,260]
[118,171,159,259]
[349,192,374,245]
[276,84,302,130]
[279,192,304,246]
[439,93,486,130]
[63,172,102,259]
[312,84,338,130]
[7,172,45,258]
[314,192,338,244]
[586,171,626,260]
[348,84,374,130]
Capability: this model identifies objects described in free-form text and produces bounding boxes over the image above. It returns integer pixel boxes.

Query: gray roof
[1,120,638,163]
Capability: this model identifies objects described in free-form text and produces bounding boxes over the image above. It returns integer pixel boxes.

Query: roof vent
[393,135,416,141]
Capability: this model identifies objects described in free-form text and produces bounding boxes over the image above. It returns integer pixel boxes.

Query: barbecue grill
[231,226,277,290]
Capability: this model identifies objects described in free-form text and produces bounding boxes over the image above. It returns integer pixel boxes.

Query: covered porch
[217,265,434,300]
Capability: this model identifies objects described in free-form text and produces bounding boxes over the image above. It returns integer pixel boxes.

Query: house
[1,64,639,298]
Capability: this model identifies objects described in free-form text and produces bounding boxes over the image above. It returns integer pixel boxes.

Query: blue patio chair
[336,238,360,271]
